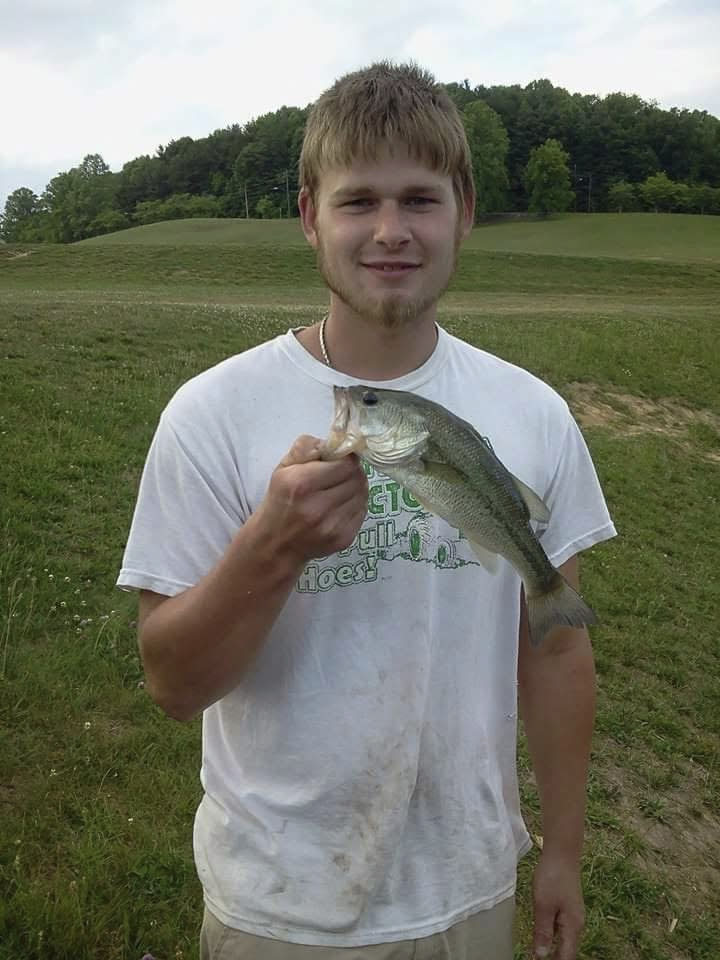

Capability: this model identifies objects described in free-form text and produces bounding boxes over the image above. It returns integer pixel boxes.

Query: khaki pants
[200,897,515,960]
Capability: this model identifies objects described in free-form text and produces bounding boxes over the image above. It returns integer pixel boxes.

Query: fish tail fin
[526,572,597,647]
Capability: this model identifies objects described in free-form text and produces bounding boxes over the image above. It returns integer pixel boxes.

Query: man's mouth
[362,262,420,273]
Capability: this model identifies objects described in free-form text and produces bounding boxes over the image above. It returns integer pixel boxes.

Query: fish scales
[382,393,553,590]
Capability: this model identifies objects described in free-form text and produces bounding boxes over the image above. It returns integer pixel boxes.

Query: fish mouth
[320,386,367,461]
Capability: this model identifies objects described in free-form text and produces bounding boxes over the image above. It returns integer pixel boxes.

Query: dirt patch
[568,382,720,462]
[599,756,720,906]
[0,249,32,261]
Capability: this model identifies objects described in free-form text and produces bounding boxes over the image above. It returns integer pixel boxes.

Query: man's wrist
[240,507,308,584]
[536,835,584,866]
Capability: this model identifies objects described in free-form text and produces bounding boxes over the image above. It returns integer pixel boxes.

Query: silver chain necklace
[319,314,331,367]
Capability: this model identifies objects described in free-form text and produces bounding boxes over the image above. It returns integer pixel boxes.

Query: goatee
[315,239,458,330]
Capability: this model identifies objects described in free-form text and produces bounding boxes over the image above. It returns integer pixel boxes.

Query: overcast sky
[1,0,718,210]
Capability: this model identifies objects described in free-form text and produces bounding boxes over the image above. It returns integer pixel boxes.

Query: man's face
[300,144,473,330]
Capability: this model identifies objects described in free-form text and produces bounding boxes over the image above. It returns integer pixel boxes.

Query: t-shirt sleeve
[116,408,246,597]
[537,407,617,567]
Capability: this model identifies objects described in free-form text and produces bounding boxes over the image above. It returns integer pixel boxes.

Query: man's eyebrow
[330,186,374,200]
[401,184,445,196]
[330,183,445,200]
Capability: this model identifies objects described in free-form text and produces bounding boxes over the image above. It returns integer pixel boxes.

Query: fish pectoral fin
[509,473,551,524]
[421,459,466,483]
[466,538,501,574]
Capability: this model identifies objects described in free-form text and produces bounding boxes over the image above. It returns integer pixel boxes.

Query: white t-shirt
[117,326,616,946]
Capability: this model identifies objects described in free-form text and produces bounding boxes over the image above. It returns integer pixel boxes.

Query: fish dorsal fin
[508,473,550,523]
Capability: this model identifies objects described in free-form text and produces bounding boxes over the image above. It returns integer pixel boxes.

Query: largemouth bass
[321,385,596,646]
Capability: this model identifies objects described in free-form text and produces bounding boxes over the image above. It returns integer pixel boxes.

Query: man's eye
[406,197,435,206]
[345,198,373,207]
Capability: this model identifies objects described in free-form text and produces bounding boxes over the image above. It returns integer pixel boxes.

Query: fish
[320,385,596,646]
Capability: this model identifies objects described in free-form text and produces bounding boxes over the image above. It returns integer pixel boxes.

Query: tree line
[2,79,719,243]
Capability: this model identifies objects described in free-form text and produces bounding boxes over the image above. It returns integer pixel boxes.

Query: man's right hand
[255,434,369,565]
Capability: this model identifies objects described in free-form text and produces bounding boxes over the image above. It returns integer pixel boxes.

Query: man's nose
[373,201,411,247]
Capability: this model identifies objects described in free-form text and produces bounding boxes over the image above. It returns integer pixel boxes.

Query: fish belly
[388,462,553,590]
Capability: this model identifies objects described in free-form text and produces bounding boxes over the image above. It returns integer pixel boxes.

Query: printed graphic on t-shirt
[296,462,481,594]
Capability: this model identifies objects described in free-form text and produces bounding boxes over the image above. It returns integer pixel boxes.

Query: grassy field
[1,220,719,960]
[77,212,720,262]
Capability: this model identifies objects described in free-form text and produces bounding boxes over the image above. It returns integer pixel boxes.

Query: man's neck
[297,301,439,381]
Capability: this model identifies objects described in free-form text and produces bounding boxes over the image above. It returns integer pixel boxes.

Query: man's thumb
[278,435,323,467]
[533,912,555,958]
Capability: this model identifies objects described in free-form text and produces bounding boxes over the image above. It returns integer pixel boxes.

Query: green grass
[1,221,719,960]
[76,212,720,262]
[3,241,719,300]
[76,216,310,247]
[468,212,720,261]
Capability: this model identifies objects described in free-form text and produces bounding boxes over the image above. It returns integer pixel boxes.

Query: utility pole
[244,183,249,219]
[285,170,291,219]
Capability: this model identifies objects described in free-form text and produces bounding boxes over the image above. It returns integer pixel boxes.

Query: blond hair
[300,61,474,210]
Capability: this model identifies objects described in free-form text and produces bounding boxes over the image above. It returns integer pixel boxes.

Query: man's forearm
[518,632,596,862]
[139,509,305,722]
[137,436,369,724]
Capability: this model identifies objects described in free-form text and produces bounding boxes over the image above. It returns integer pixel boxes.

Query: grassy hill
[78,216,308,247]
[78,212,720,262]
[470,212,720,261]
[4,242,719,304]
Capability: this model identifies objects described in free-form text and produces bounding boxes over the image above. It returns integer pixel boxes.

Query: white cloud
[1,0,719,209]
[538,3,720,112]
[0,0,148,59]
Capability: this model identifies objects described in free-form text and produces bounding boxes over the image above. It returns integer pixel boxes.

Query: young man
[118,62,615,959]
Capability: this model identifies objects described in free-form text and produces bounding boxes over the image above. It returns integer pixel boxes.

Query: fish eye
[362,390,378,406]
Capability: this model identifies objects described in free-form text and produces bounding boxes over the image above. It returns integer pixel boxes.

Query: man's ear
[299,188,318,249]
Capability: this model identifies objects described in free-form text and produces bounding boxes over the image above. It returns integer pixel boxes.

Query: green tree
[607,180,637,213]
[79,153,111,177]
[582,93,658,205]
[117,155,169,213]
[209,171,228,197]
[474,83,530,209]
[688,183,718,215]
[443,79,478,113]
[640,172,679,212]
[673,182,691,213]
[87,209,130,236]
[133,193,221,226]
[255,195,282,219]
[1,187,40,241]
[160,137,212,195]
[42,154,120,242]
[524,139,574,215]
[233,106,306,215]
[461,100,509,218]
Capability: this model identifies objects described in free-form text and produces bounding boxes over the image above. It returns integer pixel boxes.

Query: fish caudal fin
[526,573,597,647]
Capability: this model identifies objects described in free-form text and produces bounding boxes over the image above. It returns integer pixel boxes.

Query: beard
[315,231,461,330]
